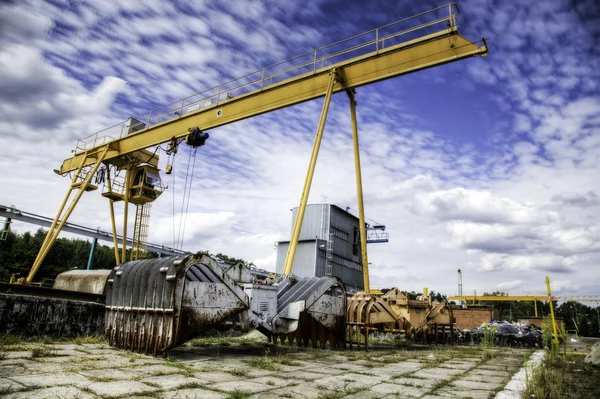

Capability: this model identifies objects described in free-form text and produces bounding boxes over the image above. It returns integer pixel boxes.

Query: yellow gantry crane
[25,4,488,284]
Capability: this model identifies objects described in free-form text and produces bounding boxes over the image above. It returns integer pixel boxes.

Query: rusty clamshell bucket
[105,255,250,356]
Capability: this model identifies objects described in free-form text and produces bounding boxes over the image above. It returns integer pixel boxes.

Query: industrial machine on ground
[103,254,345,356]
[15,4,487,354]
[346,287,454,349]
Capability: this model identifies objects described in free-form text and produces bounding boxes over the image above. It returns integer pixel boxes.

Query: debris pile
[456,320,543,347]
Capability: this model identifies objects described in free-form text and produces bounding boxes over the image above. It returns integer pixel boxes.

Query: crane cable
[176,146,198,249]
[180,147,198,249]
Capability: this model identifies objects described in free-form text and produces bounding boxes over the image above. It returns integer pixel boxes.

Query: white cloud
[495,280,523,291]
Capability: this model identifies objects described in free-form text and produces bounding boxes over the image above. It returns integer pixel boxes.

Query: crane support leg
[283,69,338,275]
[26,147,109,283]
[347,90,370,292]
[122,169,132,263]
[32,154,89,269]
[105,171,121,264]
[546,276,559,347]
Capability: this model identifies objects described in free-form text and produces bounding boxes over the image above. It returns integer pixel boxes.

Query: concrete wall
[0,293,105,337]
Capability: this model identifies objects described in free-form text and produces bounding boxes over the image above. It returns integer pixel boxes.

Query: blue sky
[0,0,598,298]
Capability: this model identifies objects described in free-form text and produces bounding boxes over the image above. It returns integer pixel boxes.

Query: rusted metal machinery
[346,291,414,349]
[346,288,454,349]
[104,254,346,356]
[383,288,454,343]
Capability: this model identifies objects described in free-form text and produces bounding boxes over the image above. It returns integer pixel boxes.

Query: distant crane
[345,207,389,243]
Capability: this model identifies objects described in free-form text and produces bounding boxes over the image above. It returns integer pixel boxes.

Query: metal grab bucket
[105,255,250,356]
[265,276,347,348]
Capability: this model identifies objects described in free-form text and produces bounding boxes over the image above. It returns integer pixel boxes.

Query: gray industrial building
[275,204,365,294]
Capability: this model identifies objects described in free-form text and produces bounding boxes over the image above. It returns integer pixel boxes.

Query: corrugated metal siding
[291,204,329,240]
[282,204,363,291]
[275,241,317,278]
[329,206,359,260]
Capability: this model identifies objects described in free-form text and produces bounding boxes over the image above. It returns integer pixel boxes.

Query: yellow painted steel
[58,29,487,174]
[26,147,109,283]
[282,70,338,275]
[33,153,89,269]
[121,168,132,263]
[546,276,559,346]
[106,171,121,264]
[448,295,558,303]
[347,89,370,292]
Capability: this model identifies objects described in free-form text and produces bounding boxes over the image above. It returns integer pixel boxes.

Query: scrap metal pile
[456,320,543,347]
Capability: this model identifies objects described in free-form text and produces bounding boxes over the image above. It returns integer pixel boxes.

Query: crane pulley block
[186,127,209,147]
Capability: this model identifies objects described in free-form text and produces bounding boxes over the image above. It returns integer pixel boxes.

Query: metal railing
[75,3,460,154]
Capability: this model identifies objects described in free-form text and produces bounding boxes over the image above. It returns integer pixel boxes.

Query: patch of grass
[286,382,300,387]
[0,333,25,346]
[353,371,376,376]
[142,381,161,388]
[73,335,106,345]
[480,324,496,360]
[228,368,249,377]
[280,393,293,398]
[362,362,385,369]
[243,356,279,371]
[266,379,276,386]
[176,381,205,389]
[272,357,301,367]
[430,379,450,391]
[164,359,187,369]
[226,389,251,399]
[308,350,334,359]
[87,376,117,382]
[31,346,56,358]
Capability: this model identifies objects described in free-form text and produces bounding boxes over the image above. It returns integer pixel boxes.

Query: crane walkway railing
[75,3,460,154]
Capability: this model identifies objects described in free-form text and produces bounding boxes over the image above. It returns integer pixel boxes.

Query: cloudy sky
[0,0,598,297]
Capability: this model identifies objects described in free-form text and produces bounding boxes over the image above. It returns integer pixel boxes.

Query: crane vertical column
[122,168,132,263]
[546,276,560,347]
[283,70,338,275]
[105,170,121,264]
[347,89,370,292]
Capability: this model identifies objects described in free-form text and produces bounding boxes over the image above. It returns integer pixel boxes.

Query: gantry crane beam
[449,295,558,302]
[58,28,487,174]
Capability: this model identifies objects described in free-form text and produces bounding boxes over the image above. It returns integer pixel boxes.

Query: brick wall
[453,308,494,329]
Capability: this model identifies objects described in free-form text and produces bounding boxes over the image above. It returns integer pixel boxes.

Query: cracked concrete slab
[139,374,205,389]
[161,388,226,399]
[85,380,159,397]
[7,372,92,389]
[210,379,269,394]
[3,386,96,399]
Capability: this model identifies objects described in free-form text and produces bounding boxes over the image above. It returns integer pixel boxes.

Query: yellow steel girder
[448,295,557,302]
[58,28,487,174]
